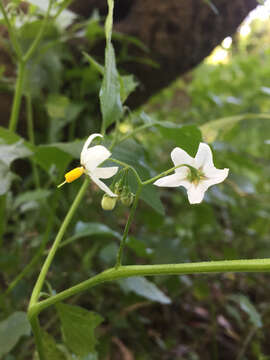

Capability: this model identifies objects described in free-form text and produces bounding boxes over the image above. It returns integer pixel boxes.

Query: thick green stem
[28,314,45,360]
[9,61,26,132]
[115,185,142,268]
[33,258,270,315]
[29,178,89,308]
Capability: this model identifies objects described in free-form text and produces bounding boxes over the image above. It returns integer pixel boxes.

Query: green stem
[0,195,6,249]
[142,164,188,186]
[110,158,143,185]
[9,61,26,132]
[26,93,40,188]
[23,0,53,63]
[115,184,142,268]
[28,314,45,360]
[52,0,74,20]
[29,178,89,308]
[0,1,22,58]
[33,257,270,315]
[119,122,156,144]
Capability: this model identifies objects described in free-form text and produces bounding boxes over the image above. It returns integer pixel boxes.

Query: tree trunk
[70,0,257,106]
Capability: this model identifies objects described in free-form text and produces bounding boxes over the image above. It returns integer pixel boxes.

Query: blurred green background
[1,1,270,359]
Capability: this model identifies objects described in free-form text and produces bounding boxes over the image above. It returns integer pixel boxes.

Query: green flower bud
[121,192,135,207]
[101,194,117,211]
[114,182,123,195]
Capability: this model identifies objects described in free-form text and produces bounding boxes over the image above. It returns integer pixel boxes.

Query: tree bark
[70,0,257,106]
[0,0,258,128]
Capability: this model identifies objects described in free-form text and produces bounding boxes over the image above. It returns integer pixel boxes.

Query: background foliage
[0,2,270,359]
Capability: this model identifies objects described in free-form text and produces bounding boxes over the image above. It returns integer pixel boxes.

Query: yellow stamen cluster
[57,167,84,188]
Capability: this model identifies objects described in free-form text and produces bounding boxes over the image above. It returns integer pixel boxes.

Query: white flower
[58,133,118,197]
[80,133,118,197]
[154,143,229,204]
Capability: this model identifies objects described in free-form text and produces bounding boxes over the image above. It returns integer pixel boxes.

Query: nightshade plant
[1,0,270,359]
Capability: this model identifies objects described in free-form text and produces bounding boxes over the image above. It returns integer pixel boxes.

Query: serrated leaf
[229,294,262,328]
[57,303,103,357]
[99,43,123,130]
[0,312,31,357]
[118,277,171,304]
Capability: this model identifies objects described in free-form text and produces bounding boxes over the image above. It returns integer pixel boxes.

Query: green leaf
[118,277,171,304]
[0,141,32,195]
[74,221,121,240]
[99,43,123,130]
[160,124,202,157]
[229,294,262,328]
[46,95,84,141]
[112,140,164,215]
[0,161,15,196]
[33,145,71,175]
[0,141,32,166]
[0,312,31,357]
[60,221,121,248]
[119,75,138,103]
[13,189,51,209]
[57,303,103,357]
[34,331,66,360]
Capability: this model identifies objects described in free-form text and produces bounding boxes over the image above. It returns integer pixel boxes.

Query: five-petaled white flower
[154,143,229,204]
[58,133,118,197]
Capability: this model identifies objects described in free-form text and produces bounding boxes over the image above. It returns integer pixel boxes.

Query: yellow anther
[57,167,84,188]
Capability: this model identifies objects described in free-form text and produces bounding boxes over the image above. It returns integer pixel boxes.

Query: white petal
[171,147,194,169]
[189,168,229,201]
[81,133,102,159]
[187,184,206,204]
[204,167,229,185]
[154,173,191,189]
[81,145,111,171]
[89,173,117,197]
[194,143,214,170]
[94,166,118,179]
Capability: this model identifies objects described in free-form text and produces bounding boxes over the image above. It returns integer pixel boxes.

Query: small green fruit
[101,194,117,211]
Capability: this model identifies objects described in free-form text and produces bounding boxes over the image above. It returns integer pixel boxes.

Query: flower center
[187,167,206,185]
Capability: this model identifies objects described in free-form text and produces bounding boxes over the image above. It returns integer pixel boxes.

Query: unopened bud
[121,192,135,207]
[114,182,123,195]
[101,194,117,211]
